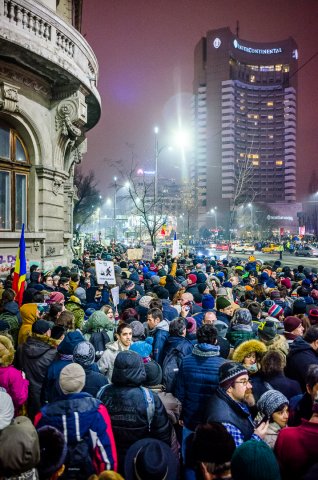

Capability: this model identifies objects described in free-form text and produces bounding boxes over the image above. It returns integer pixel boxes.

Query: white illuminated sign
[266,215,293,221]
[213,37,221,49]
[233,39,282,55]
[292,49,298,59]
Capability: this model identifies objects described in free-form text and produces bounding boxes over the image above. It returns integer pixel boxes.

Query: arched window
[0,121,30,231]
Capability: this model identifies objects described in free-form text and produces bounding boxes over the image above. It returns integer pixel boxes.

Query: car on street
[215,243,229,251]
[231,244,255,254]
[261,244,281,254]
[295,246,318,257]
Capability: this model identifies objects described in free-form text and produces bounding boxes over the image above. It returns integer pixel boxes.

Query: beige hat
[59,363,85,395]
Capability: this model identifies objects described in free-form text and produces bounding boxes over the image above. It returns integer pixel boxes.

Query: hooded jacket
[0,301,20,347]
[17,333,57,419]
[152,319,170,365]
[97,340,130,382]
[18,303,38,345]
[98,351,171,473]
[285,336,318,390]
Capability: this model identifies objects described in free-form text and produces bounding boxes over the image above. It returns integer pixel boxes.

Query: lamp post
[210,207,218,233]
[113,177,130,243]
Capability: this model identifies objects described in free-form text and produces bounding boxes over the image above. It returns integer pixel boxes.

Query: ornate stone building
[0,0,100,270]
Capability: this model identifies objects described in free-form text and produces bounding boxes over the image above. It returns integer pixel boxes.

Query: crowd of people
[1,249,318,479]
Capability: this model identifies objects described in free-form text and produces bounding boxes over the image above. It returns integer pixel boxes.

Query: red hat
[47,292,65,304]
[281,278,292,290]
[284,316,302,333]
[309,309,318,325]
[187,274,197,285]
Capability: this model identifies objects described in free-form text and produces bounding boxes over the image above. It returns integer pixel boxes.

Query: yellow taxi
[261,244,281,253]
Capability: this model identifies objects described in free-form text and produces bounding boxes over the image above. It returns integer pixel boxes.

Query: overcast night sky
[82,0,318,201]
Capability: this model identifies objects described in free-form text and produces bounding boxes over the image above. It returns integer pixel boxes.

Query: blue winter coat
[152,320,170,365]
[174,343,227,430]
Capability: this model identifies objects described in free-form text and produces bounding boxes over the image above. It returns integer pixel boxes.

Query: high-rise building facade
[192,27,298,229]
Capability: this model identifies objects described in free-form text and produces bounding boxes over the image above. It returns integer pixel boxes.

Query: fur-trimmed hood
[232,339,267,363]
[0,335,14,367]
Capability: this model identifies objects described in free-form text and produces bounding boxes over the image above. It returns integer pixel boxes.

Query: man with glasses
[205,361,269,446]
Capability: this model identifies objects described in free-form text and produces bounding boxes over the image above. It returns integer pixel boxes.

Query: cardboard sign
[127,248,143,260]
[111,286,120,307]
[172,239,180,258]
[95,260,116,285]
[142,245,154,262]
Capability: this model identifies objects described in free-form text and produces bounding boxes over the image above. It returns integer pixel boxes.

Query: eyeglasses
[234,379,250,386]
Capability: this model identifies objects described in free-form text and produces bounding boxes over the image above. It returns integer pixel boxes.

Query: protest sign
[142,245,154,262]
[127,248,143,260]
[95,260,116,285]
[111,286,120,306]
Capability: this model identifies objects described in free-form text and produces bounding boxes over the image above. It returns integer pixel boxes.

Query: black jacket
[263,373,301,400]
[285,337,318,390]
[205,387,255,441]
[99,352,171,472]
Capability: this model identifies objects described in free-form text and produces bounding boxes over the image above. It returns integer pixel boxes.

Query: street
[230,252,318,268]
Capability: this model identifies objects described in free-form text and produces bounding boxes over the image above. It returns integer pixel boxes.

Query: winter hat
[130,320,145,341]
[74,287,86,302]
[156,287,169,300]
[198,283,208,294]
[47,291,65,304]
[231,440,281,480]
[73,341,95,367]
[186,317,197,334]
[59,363,85,394]
[69,295,80,304]
[187,273,197,284]
[151,275,160,285]
[192,422,235,465]
[57,330,84,355]
[232,308,252,326]
[112,350,146,386]
[232,339,267,364]
[310,289,318,300]
[37,426,67,478]
[258,319,279,342]
[216,271,225,279]
[0,416,40,475]
[302,278,312,288]
[217,287,228,296]
[0,391,14,429]
[268,304,284,319]
[139,295,153,309]
[130,337,153,360]
[270,290,280,300]
[261,299,275,313]
[293,298,307,315]
[223,281,233,288]
[202,294,215,310]
[124,438,178,480]
[257,390,288,418]
[284,316,302,333]
[144,360,163,386]
[216,297,232,310]
[309,309,318,325]
[0,335,14,367]
[32,319,51,335]
[87,310,114,331]
[281,278,292,290]
[219,361,248,390]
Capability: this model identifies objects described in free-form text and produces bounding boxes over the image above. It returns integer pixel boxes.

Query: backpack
[162,346,185,393]
[89,330,111,360]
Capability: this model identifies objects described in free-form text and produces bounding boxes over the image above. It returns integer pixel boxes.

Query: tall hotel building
[192,27,298,228]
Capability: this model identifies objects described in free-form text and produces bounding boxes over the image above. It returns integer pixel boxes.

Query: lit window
[250,75,256,83]
[240,153,245,157]
[252,160,259,166]
[283,65,289,73]
[276,160,283,166]
[269,134,274,139]
[267,101,274,107]
[268,115,274,120]
[275,65,282,71]
[0,122,29,231]
[240,106,245,111]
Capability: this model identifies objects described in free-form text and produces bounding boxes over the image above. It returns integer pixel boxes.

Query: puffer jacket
[17,334,57,419]
[0,365,29,416]
[174,343,227,430]
[34,392,117,474]
[285,336,318,390]
[152,319,170,365]
[98,351,171,473]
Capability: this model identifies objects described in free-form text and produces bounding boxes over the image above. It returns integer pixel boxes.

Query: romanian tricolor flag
[12,223,27,306]
[160,224,167,236]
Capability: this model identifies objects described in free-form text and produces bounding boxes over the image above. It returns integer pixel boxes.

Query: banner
[172,239,180,258]
[142,245,154,262]
[111,286,120,307]
[95,260,116,285]
[127,248,143,260]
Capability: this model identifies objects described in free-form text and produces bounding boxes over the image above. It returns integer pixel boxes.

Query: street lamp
[247,203,253,225]
[210,207,218,232]
[113,177,130,243]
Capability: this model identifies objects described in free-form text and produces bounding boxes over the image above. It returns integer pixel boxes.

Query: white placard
[111,286,120,307]
[172,239,180,258]
[127,248,143,260]
[95,260,116,285]
[142,245,154,262]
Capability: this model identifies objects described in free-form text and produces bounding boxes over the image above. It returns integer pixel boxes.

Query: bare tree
[73,166,101,237]
[180,182,199,246]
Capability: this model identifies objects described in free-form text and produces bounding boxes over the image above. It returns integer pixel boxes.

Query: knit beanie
[270,290,280,300]
[59,363,85,394]
[281,278,292,290]
[217,287,228,297]
[293,298,307,315]
[284,316,302,333]
[219,362,248,390]
[151,275,160,285]
[0,335,14,367]
[232,308,252,326]
[130,337,153,360]
[0,391,14,429]
[309,309,318,325]
[32,319,51,335]
[130,321,145,341]
[187,273,197,284]
[139,295,153,309]
[74,287,86,302]
[47,291,65,304]
[216,297,232,311]
[231,440,281,480]
[261,299,275,313]
[258,319,279,342]
[198,283,208,294]
[144,360,163,386]
[268,304,284,319]
[202,294,215,310]
[257,390,288,418]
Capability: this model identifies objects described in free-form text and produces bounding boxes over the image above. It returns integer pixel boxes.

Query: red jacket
[275,419,318,479]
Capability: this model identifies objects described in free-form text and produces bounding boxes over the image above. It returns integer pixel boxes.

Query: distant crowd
[1,249,318,479]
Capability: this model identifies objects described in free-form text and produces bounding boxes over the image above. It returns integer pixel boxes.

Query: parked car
[261,244,281,253]
[295,246,318,257]
[216,243,229,251]
[232,244,255,254]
